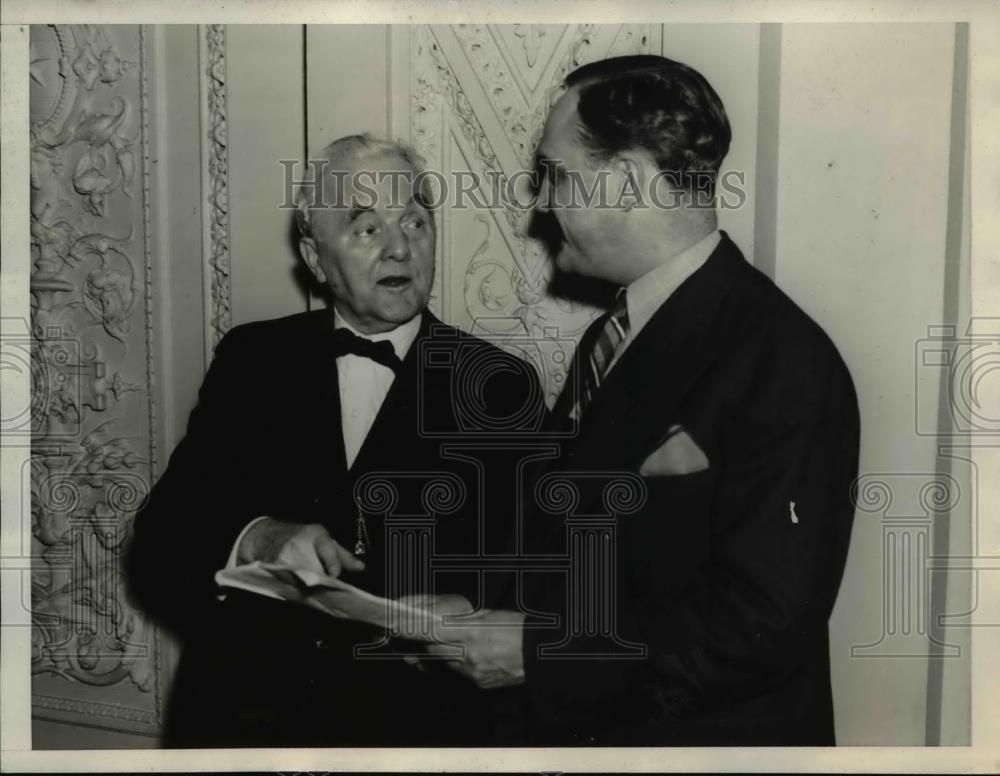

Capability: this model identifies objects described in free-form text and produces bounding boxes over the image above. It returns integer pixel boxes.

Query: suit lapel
[560,234,742,472]
[348,310,432,475]
[302,309,349,477]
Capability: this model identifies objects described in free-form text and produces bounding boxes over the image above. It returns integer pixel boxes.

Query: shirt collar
[625,229,721,339]
[332,307,422,361]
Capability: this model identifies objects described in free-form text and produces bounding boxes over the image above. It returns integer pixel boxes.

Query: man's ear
[299,237,326,283]
[613,153,648,211]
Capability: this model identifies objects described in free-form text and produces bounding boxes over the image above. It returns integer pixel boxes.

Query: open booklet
[215,562,445,643]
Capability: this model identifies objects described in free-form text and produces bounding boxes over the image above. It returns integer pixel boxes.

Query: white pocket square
[639,426,710,476]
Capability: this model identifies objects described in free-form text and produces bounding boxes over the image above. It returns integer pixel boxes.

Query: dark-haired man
[127,134,544,747]
[421,55,860,746]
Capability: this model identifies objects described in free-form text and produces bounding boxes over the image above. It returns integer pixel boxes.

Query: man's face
[534,87,624,283]
[301,152,435,334]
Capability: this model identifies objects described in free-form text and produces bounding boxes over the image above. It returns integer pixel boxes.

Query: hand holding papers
[216,565,525,686]
[215,561,445,642]
[399,594,526,688]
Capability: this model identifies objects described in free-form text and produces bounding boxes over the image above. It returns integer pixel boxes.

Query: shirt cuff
[226,515,270,569]
[216,516,270,601]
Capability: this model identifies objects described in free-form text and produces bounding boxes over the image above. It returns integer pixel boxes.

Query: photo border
[2,1,998,772]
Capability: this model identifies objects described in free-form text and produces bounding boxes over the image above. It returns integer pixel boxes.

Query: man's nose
[383,225,410,261]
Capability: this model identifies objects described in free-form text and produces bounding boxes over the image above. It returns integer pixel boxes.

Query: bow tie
[330,327,404,373]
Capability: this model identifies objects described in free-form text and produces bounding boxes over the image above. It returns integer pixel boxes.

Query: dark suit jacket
[514,233,860,746]
[126,308,544,747]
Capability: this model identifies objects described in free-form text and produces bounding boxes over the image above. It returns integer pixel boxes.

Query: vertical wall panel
[28,24,163,748]
[151,25,205,468]
[927,23,972,747]
[968,18,1000,750]
[773,23,962,745]
[752,24,782,277]
[0,23,31,754]
[225,25,308,327]
[660,24,760,262]
[306,25,390,151]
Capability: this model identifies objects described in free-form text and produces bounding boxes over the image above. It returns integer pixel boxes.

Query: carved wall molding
[32,692,159,726]
[29,23,162,738]
[513,24,545,69]
[410,24,651,406]
[139,27,158,483]
[200,24,232,355]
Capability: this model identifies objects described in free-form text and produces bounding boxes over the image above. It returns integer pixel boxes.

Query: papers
[215,562,444,643]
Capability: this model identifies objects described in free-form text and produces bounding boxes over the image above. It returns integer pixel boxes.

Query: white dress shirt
[332,308,422,468]
[607,229,721,373]
[222,309,422,571]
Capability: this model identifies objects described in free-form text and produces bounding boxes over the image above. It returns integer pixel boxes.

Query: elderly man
[127,134,544,747]
[419,55,860,746]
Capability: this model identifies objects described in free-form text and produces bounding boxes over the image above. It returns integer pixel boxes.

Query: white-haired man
[128,135,545,747]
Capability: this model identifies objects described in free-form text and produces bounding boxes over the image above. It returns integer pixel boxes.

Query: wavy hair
[566,55,731,195]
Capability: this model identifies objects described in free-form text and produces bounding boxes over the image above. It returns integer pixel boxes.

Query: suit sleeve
[125,325,266,637]
[520,341,860,734]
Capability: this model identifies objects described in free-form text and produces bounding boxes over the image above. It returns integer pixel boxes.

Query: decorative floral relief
[412,25,446,313]
[31,427,152,691]
[414,25,652,404]
[454,24,535,166]
[463,215,514,319]
[28,24,158,726]
[204,24,232,349]
[513,25,545,69]
[31,95,137,219]
[71,38,137,91]
[74,231,138,343]
[607,24,653,59]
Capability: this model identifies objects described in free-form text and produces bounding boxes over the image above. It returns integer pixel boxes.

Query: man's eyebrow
[346,204,374,224]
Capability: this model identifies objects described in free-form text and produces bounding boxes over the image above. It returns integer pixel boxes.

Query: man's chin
[373,294,427,327]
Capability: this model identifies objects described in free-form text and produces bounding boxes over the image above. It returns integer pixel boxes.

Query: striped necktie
[575,290,629,420]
